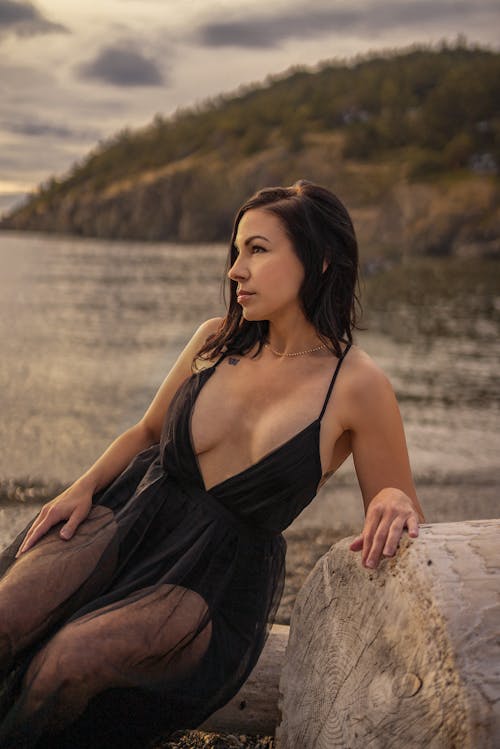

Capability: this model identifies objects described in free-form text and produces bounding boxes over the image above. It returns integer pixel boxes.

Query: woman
[0,179,425,747]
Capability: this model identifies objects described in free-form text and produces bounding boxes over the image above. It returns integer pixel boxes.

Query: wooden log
[199,622,290,735]
[276,519,500,749]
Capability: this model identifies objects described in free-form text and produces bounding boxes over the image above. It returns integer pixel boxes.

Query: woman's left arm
[344,355,426,570]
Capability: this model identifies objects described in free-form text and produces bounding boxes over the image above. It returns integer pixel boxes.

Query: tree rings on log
[276,519,500,748]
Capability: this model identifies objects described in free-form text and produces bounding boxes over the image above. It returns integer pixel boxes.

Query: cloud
[0,0,68,39]
[196,0,499,49]
[0,116,101,140]
[77,44,165,87]
[4,120,73,138]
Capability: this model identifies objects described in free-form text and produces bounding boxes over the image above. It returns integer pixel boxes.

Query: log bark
[276,519,500,749]
[199,623,289,735]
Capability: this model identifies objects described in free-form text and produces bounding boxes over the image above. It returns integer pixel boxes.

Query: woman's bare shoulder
[338,343,396,422]
[191,317,225,369]
[343,343,390,386]
[196,316,225,339]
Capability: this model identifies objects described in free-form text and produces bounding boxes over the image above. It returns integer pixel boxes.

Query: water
[0,232,227,482]
[1,231,499,543]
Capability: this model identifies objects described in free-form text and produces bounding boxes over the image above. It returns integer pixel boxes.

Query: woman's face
[228,208,305,322]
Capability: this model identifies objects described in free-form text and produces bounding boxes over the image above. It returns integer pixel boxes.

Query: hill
[1,41,499,259]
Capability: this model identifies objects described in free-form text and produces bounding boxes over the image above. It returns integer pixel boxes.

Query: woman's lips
[237,291,255,303]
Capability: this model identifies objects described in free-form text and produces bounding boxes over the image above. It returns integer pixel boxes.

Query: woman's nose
[227,254,248,281]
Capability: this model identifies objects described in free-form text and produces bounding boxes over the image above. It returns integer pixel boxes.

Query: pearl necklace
[264,341,327,358]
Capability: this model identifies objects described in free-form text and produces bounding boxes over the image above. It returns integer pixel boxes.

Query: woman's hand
[15,484,94,558]
[349,487,422,569]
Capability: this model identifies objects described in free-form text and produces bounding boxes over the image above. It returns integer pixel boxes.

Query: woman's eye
[252,246,266,254]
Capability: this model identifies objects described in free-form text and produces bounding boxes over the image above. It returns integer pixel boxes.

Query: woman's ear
[322,259,329,273]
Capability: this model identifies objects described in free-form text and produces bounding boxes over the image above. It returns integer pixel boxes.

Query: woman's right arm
[15,317,224,556]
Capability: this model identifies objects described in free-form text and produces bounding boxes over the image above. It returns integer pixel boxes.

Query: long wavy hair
[196,179,362,363]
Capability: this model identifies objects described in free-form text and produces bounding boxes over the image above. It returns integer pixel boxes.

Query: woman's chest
[189,365,345,471]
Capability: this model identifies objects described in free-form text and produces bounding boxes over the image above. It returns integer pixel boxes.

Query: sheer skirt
[0,446,286,748]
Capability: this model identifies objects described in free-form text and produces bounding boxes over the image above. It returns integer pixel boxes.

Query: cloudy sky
[0,0,498,214]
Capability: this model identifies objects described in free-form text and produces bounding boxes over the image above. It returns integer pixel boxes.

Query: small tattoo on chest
[228,357,240,366]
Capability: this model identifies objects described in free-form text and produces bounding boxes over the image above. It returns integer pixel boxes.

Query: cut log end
[276,519,500,749]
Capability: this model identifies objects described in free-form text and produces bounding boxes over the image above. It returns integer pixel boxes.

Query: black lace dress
[0,343,351,748]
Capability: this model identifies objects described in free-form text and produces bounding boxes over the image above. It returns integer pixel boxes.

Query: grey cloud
[77,45,164,87]
[1,117,100,139]
[198,9,356,49]
[196,1,499,48]
[9,121,73,138]
[0,0,68,38]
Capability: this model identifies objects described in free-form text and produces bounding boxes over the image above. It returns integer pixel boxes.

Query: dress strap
[319,342,352,422]
[213,350,228,367]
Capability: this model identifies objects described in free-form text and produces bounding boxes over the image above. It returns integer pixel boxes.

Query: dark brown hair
[196,179,361,362]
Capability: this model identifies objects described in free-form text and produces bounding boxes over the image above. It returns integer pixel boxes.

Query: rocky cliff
[2,141,498,259]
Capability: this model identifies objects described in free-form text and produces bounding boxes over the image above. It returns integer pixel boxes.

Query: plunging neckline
[188,364,325,494]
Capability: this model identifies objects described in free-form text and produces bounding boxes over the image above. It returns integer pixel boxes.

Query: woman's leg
[0,505,118,675]
[1,582,212,745]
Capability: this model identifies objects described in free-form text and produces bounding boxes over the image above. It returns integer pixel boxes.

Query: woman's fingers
[13,489,93,558]
[15,512,44,556]
[359,503,385,567]
[362,516,394,568]
[382,516,406,557]
[15,520,49,557]
[350,504,421,569]
[406,514,420,537]
[59,503,90,540]
[15,505,63,557]
[349,536,364,551]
